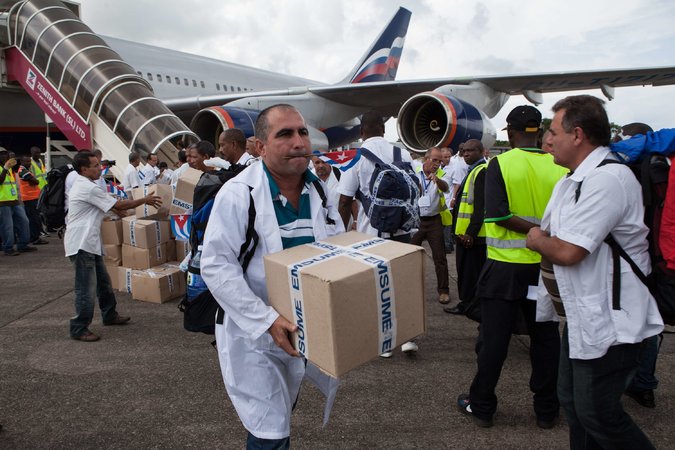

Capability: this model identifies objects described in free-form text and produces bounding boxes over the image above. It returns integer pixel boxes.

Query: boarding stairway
[0,0,197,176]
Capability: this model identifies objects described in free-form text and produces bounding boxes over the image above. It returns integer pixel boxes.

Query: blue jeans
[558,326,655,450]
[246,433,289,450]
[443,225,454,251]
[69,250,118,337]
[628,334,661,392]
[0,203,30,252]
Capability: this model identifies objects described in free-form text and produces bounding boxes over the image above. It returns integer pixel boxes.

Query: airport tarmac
[0,239,673,449]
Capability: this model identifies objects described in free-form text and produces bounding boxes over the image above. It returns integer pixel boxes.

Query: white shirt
[139,164,157,185]
[64,168,106,212]
[450,154,469,186]
[536,146,663,360]
[201,162,343,439]
[413,161,443,217]
[237,152,254,166]
[171,163,190,186]
[157,169,173,185]
[337,136,413,236]
[122,164,141,190]
[64,174,117,257]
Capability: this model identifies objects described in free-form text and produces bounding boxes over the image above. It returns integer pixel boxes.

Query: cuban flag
[312,149,361,172]
[171,214,191,241]
[101,165,111,176]
[107,182,128,199]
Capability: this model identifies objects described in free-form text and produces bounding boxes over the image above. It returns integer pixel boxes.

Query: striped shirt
[263,163,317,249]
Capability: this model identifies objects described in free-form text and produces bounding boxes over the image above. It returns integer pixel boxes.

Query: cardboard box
[101,219,123,245]
[175,239,191,261]
[105,261,121,290]
[132,184,174,219]
[117,266,140,294]
[122,217,171,248]
[264,231,426,378]
[166,239,177,262]
[169,167,202,215]
[103,244,123,265]
[122,243,168,269]
[131,263,186,303]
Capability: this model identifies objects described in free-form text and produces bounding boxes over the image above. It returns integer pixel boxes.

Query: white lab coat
[201,162,343,439]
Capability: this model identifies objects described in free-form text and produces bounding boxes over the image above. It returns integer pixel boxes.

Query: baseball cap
[503,105,542,133]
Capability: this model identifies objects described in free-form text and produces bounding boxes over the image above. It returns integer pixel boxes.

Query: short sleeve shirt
[64,174,117,256]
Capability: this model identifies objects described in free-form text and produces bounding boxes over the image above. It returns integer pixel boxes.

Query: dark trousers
[69,250,118,337]
[23,199,42,242]
[455,242,486,303]
[246,433,289,450]
[411,215,448,294]
[559,326,655,450]
[469,297,560,421]
[628,334,660,392]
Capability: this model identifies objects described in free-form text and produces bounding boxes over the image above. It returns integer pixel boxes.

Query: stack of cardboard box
[101,218,124,290]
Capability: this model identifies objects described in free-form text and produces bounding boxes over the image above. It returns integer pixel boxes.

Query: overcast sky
[77,0,675,142]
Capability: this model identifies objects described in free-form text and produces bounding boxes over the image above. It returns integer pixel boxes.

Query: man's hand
[268,315,300,357]
[526,226,549,252]
[459,234,474,248]
[144,195,162,208]
[111,208,126,218]
[3,158,16,170]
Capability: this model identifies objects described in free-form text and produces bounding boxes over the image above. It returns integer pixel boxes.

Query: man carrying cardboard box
[201,104,343,448]
[65,151,162,342]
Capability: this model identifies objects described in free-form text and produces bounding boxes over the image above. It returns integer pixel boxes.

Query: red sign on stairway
[5,47,92,150]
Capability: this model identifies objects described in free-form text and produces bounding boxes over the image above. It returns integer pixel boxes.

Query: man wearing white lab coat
[201,104,343,448]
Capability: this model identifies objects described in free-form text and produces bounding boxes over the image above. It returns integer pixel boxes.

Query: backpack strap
[575,158,650,311]
[332,165,341,181]
[310,179,336,226]
[216,188,259,326]
[393,146,402,162]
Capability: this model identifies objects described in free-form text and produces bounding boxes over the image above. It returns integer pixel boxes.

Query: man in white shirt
[526,95,663,449]
[411,147,451,304]
[66,151,162,342]
[337,111,418,356]
[139,153,158,185]
[65,150,106,212]
[218,128,255,166]
[171,150,189,186]
[122,152,142,191]
[449,144,469,209]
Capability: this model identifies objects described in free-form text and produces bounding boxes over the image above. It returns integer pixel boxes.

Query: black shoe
[18,246,37,253]
[444,303,466,315]
[103,314,131,326]
[536,416,558,429]
[457,394,493,428]
[625,389,655,408]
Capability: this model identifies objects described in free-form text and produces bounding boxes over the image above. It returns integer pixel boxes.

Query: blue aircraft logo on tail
[343,7,411,84]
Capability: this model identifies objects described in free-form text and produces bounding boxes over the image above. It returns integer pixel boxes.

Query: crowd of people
[3,95,668,449]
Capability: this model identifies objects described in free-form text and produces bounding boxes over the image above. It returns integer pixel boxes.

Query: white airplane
[1,1,675,167]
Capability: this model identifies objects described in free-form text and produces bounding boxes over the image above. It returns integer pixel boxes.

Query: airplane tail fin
[339,7,411,85]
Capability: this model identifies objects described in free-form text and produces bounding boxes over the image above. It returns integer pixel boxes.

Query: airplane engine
[190,106,259,144]
[190,105,329,149]
[397,92,496,151]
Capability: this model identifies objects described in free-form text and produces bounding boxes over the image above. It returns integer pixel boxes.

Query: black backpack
[356,147,420,236]
[38,164,74,230]
[576,157,675,324]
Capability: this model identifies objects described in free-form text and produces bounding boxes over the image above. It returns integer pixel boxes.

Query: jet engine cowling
[190,106,259,144]
[189,105,330,150]
[397,92,496,152]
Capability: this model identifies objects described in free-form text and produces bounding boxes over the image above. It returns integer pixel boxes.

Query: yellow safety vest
[31,159,47,189]
[0,170,19,202]
[416,165,453,225]
[455,162,487,237]
[484,148,567,264]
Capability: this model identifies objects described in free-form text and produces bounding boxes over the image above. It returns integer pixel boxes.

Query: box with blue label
[130,263,185,304]
[122,216,171,249]
[264,231,426,378]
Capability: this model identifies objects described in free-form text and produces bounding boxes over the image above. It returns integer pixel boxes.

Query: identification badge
[418,196,431,207]
[10,187,17,196]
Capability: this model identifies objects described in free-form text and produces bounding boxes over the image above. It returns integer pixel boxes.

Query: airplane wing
[163,66,675,118]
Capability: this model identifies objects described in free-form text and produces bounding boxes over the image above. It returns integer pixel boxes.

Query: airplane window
[147,73,153,81]
[223,84,227,91]
[231,85,234,91]
[184,78,188,86]
[157,74,162,82]
[136,71,142,76]
[216,83,220,91]
[200,81,205,89]
[238,87,241,92]
[175,77,180,84]
[192,79,197,87]
[166,76,171,84]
